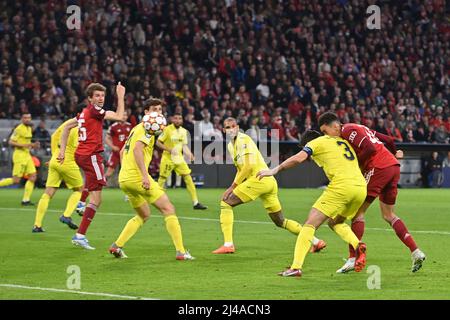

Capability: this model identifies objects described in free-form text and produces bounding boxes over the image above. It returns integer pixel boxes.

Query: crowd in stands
[0,0,449,144]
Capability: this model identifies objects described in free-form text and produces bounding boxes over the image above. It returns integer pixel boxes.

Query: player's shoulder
[110,122,119,128]
[342,123,365,133]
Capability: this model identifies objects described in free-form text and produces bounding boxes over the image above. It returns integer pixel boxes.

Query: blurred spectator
[428,152,443,188]
[442,151,450,168]
[0,0,447,144]
[33,120,50,149]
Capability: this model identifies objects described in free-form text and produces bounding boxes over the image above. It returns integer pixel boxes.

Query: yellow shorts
[233,176,282,213]
[159,157,191,178]
[119,176,165,208]
[313,185,367,220]
[12,156,36,177]
[46,160,83,189]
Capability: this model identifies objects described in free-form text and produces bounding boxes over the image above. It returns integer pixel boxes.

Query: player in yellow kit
[109,99,194,260]
[212,117,326,254]
[156,113,207,210]
[32,120,83,232]
[257,125,368,277]
[0,113,39,205]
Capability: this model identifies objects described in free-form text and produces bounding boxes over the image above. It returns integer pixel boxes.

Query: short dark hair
[318,112,339,128]
[223,117,237,125]
[300,130,322,147]
[85,83,106,98]
[173,112,182,117]
[143,97,165,110]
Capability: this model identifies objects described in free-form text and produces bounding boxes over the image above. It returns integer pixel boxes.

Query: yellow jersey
[50,120,79,165]
[10,123,33,161]
[304,135,366,188]
[119,123,155,183]
[227,132,268,178]
[158,124,188,162]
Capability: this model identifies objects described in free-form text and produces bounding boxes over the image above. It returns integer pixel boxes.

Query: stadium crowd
[0,0,449,143]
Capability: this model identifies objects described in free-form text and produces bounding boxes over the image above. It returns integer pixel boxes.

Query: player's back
[76,104,106,156]
[119,124,155,183]
[51,120,79,164]
[341,123,398,170]
[305,135,366,188]
[227,132,268,176]
[108,121,132,149]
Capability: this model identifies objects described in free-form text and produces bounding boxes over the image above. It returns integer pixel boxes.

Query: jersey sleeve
[90,105,106,120]
[107,125,114,137]
[341,125,366,149]
[138,132,152,146]
[304,137,321,156]
[237,137,254,157]
[10,126,20,142]
[157,128,169,143]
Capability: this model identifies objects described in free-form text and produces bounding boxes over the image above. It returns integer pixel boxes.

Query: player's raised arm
[57,117,78,164]
[104,82,126,121]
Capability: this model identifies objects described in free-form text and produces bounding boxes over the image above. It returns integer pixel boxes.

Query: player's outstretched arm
[257,150,309,179]
[156,140,171,153]
[105,81,125,121]
[57,118,78,164]
[133,141,150,190]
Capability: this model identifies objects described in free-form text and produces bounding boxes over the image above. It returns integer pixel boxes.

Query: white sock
[76,233,85,238]
[193,201,198,206]
[312,237,320,246]
[224,242,233,247]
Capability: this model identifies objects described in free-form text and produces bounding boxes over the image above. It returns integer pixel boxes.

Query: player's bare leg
[379,201,425,272]
[269,211,326,253]
[153,194,194,260]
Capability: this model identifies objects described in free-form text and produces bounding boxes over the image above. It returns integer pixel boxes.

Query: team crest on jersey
[145,133,151,138]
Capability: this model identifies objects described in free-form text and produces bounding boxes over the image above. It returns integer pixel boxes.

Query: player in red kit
[318,112,426,273]
[105,110,132,182]
[57,82,126,250]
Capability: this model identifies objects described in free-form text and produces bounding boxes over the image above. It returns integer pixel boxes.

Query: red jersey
[107,121,132,149]
[75,103,106,156]
[341,123,399,170]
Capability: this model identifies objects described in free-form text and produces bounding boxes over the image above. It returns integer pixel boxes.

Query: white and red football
[142,112,167,135]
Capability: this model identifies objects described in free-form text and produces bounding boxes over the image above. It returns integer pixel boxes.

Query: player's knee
[269,212,284,227]
[28,175,37,182]
[12,176,21,184]
[160,202,175,215]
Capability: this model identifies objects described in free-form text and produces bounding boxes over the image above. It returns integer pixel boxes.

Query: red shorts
[75,153,107,191]
[106,151,120,169]
[364,165,400,205]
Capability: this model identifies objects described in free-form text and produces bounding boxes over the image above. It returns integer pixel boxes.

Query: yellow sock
[0,178,14,187]
[23,180,35,202]
[333,223,360,250]
[158,176,167,188]
[183,175,198,204]
[63,191,81,217]
[165,215,185,253]
[282,219,302,235]
[115,215,145,247]
[291,224,316,269]
[34,193,51,227]
[220,201,234,244]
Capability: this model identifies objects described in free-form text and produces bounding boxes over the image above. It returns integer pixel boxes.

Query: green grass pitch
[0,187,449,300]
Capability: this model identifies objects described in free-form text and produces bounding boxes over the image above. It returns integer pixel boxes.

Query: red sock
[77,204,97,235]
[391,218,418,252]
[80,189,89,202]
[349,220,365,258]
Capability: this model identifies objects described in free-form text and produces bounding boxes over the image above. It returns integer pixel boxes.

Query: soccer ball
[142,112,167,135]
